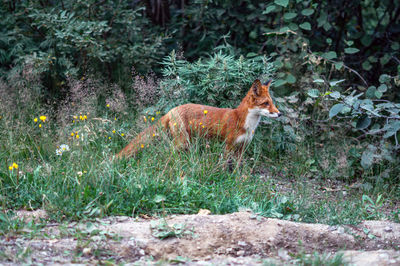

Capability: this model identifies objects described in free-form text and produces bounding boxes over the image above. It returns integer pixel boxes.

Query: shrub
[153,49,274,113]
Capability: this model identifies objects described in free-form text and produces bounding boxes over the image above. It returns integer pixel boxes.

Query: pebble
[237,250,245,256]
[238,241,247,247]
[384,226,393,232]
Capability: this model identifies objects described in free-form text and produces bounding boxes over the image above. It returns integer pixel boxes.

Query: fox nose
[277,112,282,117]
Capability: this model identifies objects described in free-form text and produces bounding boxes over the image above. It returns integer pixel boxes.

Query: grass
[0,95,399,226]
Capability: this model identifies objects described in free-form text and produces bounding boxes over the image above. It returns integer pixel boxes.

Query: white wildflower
[56,144,70,156]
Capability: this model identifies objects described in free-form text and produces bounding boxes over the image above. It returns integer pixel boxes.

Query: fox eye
[264,102,269,106]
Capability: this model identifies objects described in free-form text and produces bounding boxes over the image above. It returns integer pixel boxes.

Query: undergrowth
[0,54,398,226]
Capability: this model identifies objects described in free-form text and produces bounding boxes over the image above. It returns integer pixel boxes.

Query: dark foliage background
[1,0,399,92]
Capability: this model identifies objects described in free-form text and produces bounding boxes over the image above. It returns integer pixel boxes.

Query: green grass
[0,103,399,225]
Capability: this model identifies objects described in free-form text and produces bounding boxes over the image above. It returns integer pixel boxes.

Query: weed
[361,194,385,219]
[293,251,347,266]
[150,219,193,240]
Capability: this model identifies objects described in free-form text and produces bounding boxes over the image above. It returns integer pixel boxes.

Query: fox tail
[115,124,159,159]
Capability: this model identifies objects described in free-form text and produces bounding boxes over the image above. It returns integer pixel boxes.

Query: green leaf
[288,23,299,31]
[329,79,345,86]
[379,74,391,83]
[329,103,344,118]
[301,9,314,16]
[246,52,258,58]
[274,79,287,87]
[317,12,328,28]
[361,146,376,169]
[377,84,387,93]
[391,42,399,50]
[286,73,296,84]
[383,121,400,138]
[279,26,290,33]
[299,22,311,30]
[249,30,257,39]
[154,195,166,203]
[329,91,341,99]
[323,51,337,60]
[335,62,343,70]
[366,86,376,99]
[283,12,297,20]
[344,47,360,54]
[380,54,391,66]
[368,56,378,63]
[313,79,325,83]
[362,61,372,71]
[374,91,383,99]
[274,0,289,7]
[263,5,276,14]
[307,89,320,98]
[356,116,371,130]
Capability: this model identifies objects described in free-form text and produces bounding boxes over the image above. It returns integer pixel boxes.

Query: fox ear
[263,79,272,88]
[252,79,262,96]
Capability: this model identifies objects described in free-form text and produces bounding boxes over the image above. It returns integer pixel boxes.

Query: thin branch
[321,56,369,87]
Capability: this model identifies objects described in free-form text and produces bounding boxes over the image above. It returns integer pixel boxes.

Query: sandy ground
[1,210,399,265]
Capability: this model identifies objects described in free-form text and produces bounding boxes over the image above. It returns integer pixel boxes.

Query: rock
[82,248,91,256]
[238,241,247,247]
[384,226,392,232]
[237,250,245,256]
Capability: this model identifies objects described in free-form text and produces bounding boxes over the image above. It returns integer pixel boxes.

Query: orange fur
[116,79,280,159]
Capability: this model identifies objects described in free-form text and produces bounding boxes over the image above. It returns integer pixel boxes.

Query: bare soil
[1,210,399,265]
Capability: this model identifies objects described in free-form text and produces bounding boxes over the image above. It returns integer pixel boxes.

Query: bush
[153,49,274,113]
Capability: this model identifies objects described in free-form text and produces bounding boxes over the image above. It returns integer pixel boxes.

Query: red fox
[116,79,281,159]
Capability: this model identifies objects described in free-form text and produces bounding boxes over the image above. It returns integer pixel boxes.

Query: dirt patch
[1,211,399,265]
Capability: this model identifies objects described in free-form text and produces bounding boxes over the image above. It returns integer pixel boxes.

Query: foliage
[155,49,274,113]
[0,1,165,90]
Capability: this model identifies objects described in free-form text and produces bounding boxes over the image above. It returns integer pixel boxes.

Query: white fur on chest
[235,109,261,144]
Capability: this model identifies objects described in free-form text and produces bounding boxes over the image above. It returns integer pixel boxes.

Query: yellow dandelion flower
[156,111,160,115]
[121,133,125,137]
[34,118,38,122]
[202,125,205,128]
[151,117,155,121]
[83,115,87,120]
[79,115,83,120]
[199,122,202,125]
[204,110,208,115]
[141,144,144,148]
[9,165,13,170]
[109,137,111,139]
[173,122,177,126]
[106,104,110,108]
[76,134,79,139]
[39,124,42,128]
[73,115,78,119]
[114,117,117,121]
[152,133,155,137]
[39,115,47,122]
[112,130,116,134]
[143,116,147,122]
[71,132,74,136]
[12,163,18,169]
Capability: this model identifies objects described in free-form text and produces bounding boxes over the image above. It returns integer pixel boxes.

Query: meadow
[1,63,398,228]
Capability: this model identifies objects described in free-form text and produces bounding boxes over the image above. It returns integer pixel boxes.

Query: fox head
[248,79,281,118]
